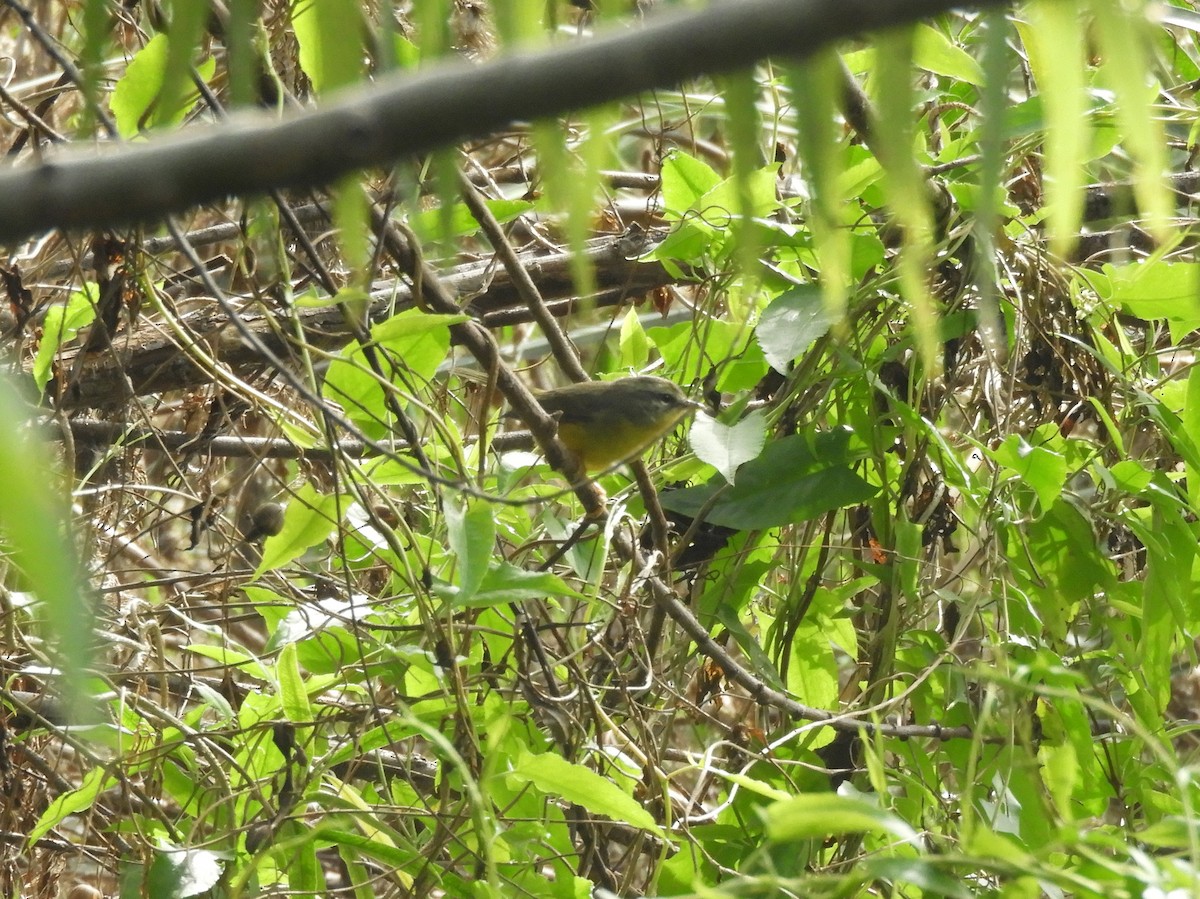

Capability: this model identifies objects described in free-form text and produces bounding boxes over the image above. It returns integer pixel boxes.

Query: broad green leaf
[445,495,495,600]
[756,284,835,373]
[660,429,877,530]
[291,0,364,93]
[255,484,344,577]
[78,0,112,133]
[972,8,1012,352]
[649,318,768,392]
[1105,459,1152,494]
[185,645,271,681]
[1017,499,1117,640]
[275,821,322,892]
[702,166,780,229]
[659,150,722,216]
[110,34,215,138]
[321,828,420,874]
[509,750,662,835]
[333,177,371,299]
[688,409,767,485]
[965,824,1033,865]
[1083,261,1200,343]
[1187,367,1200,509]
[1139,818,1199,850]
[721,70,765,280]
[110,35,171,137]
[534,120,599,302]
[764,793,919,843]
[913,23,984,85]
[136,843,226,899]
[785,617,841,711]
[990,435,1067,512]
[322,310,467,433]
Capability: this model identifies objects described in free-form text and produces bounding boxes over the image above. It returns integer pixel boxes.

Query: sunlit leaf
[765,792,919,843]
[255,484,344,577]
[509,750,663,835]
[291,0,365,93]
[445,495,495,600]
[689,409,767,485]
[1020,1,1089,256]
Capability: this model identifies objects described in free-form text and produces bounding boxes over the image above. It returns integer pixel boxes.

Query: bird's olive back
[536,376,686,428]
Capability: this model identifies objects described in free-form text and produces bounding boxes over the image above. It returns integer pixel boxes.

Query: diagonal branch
[0,0,1008,243]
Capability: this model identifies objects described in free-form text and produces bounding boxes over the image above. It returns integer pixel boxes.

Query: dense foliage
[1,0,1199,897]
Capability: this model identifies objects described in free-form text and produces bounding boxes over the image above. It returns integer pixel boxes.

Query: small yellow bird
[509,375,703,472]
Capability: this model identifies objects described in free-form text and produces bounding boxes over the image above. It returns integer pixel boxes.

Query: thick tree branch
[0,0,1008,244]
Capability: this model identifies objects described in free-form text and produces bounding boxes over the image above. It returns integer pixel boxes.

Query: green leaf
[862,858,975,899]
[138,844,227,899]
[721,70,766,279]
[756,284,835,373]
[1084,261,1200,343]
[158,0,210,135]
[291,0,365,93]
[688,409,767,485]
[618,307,650,371]
[1019,1,1089,255]
[659,150,722,217]
[508,750,663,835]
[874,26,939,369]
[275,821,322,891]
[110,34,215,138]
[1187,367,1200,509]
[990,435,1067,512]
[333,178,371,292]
[649,318,767,392]
[34,285,96,392]
[31,766,114,843]
[445,496,496,600]
[1018,499,1117,640]
[411,198,534,240]
[764,792,919,843]
[276,642,312,723]
[913,23,985,85]
[322,310,467,433]
[661,429,877,530]
[781,614,840,710]
[1139,817,1199,850]
[439,562,584,609]
[0,376,93,722]
[255,484,344,577]
[789,51,851,314]
[321,828,421,870]
[111,35,170,137]
[1092,0,1171,245]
